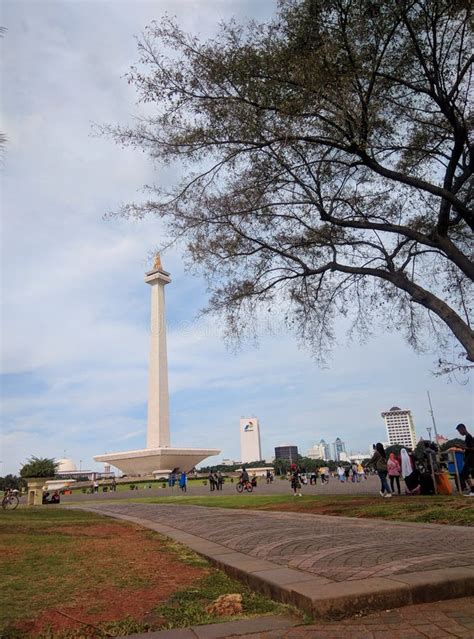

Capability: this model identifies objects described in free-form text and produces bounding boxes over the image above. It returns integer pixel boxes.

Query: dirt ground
[11,522,207,637]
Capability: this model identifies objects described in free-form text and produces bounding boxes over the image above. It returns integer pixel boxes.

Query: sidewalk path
[118,596,474,638]
[79,503,474,620]
[226,596,474,639]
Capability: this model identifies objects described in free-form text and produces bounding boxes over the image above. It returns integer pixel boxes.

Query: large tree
[107,0,473,366]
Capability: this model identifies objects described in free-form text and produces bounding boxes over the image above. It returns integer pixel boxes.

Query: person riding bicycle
[239,467,250,487]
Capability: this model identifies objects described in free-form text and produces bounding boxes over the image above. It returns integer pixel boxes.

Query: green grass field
[0,508,288,638]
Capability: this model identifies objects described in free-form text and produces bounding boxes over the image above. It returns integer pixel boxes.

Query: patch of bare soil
[13,522,207,637]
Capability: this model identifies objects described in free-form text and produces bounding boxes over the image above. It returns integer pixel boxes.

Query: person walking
[387,452,401,495]
[208,471,215,491]
[456,424,474,496]
[320,466,329,484]
[179,471,187,493]
[337,466,345,482]
[367,443,392,498]
[351,463,358,482]
[290,463,302,496]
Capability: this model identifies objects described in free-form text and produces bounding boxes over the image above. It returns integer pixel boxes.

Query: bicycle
[236,480,253,493]
[2,489,19,510]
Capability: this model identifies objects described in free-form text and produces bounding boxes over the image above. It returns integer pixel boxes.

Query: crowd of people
[208,470,224,491]
[286,423,474,498]
[366,423,473,498]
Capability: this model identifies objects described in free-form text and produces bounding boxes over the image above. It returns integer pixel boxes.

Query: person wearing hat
[456,424,474,496]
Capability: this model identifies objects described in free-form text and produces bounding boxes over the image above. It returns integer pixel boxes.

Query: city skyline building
[381,406,417,449]
[275,445,298,462]
[306,438,330,460]
[240,418,262,463]
[332,437,346,461]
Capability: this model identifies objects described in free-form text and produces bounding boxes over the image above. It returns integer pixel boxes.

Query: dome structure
[56,458,77,473]
[390,406,401,411]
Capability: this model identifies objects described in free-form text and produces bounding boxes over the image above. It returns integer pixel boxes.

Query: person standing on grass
[456,424,474,497]
[367,443,392,498]
[387,453,401,495]
[179,471,187,493]
[290,463,302,497]
[337,466,345,482]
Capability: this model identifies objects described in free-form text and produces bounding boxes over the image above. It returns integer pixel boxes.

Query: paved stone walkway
[84,503,474,583]
[119,596,474,638]
[234,596,474,638]
[79,503,474,621]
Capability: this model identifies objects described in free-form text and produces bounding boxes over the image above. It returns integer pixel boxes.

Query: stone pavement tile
[211,552,277,573]
[251,568,326,587]
[191,615,296,639]
[286,577,411,618]
[184,541,238,556]
[117,629,196,639]
[387,566,474,604]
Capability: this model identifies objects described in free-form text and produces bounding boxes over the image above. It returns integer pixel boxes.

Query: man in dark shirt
[456,423,474,496]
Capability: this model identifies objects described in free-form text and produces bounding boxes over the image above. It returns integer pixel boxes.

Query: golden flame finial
[153,253,163,270]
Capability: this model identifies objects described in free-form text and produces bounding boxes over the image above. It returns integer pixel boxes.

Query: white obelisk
[145,254,171,448]
[94,256,220,475]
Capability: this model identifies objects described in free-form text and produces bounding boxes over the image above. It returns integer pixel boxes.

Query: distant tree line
[0,475,26,492]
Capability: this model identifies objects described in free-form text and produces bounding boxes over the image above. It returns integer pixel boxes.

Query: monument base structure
[94,447,219,477]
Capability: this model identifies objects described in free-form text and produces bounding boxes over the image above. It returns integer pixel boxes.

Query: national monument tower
[94,256,220,475]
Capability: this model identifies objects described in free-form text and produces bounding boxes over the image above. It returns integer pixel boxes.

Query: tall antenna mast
[427,391,439,442]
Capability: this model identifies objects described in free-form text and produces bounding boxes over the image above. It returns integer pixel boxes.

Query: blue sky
[1,0,472,476]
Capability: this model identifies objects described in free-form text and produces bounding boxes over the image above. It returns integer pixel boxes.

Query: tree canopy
[20,456,58,479]
[107,0,473,367]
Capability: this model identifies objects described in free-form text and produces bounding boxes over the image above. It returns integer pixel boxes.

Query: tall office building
[381,406,417,449]
[274,445,298,462]
[332,437,346,461]
[307,439,330,460]
[240,418,262,463]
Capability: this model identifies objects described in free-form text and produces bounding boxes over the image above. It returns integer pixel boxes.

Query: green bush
[20,456,58,478]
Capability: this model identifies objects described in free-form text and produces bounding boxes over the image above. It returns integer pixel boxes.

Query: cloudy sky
[1,0,472,476]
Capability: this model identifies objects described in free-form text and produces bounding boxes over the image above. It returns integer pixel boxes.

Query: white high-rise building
[381,406,417,449]
[332,437,346,461]
[307,439,330,460]
[240,418,262,463]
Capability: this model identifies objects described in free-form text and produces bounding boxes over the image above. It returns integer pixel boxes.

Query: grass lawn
[0,508,289,638]
[121,493,474,526]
